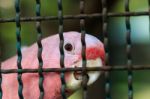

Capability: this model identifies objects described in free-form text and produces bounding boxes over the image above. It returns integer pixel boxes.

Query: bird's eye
[64,43,73,52]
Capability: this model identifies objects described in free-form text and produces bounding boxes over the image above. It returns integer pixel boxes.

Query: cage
[0,0,150,99]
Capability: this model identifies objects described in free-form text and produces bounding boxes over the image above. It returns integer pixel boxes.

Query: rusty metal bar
[125,0,133,99]
[0,11,150,23]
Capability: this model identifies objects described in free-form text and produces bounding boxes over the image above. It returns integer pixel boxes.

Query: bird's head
[60,31,105,92]
[42,31,105,96]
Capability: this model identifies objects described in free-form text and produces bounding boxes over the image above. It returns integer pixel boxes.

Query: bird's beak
[66,57,103,91]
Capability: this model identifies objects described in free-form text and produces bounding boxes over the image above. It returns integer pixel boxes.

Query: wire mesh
[0,0,150,99]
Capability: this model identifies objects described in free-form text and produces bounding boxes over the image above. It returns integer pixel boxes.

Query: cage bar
[101,0,111,99]
[0,65,149,74]
[148,0,150,39]
[15,0,24,99]
[79,0,89,99]
[57,0,67,98]
[35,0,45,99]
[1,11,150,23]
[125,0,133,99]
[0,33,2,98]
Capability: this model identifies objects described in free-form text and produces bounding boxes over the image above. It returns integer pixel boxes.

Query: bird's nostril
[73,59,80,64]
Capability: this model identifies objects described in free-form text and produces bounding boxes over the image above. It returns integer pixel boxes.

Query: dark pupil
[65,43,73,51]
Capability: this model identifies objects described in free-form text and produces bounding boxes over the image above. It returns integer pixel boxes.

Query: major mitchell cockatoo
[1,31,105,99]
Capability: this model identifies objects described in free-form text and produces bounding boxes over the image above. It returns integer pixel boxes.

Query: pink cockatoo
[1,31,105,99]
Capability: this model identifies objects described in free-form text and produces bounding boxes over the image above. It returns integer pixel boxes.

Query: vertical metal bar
[0,34,2,98]
[15,0,24,99]
[57,0,67,99]
[101,0,111,99]
[80,0,88,99]
[148,0,150,40]
[35,0,44,99]
[125,0,133,99]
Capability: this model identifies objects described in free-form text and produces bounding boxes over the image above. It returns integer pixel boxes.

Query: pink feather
[1,31,105,99]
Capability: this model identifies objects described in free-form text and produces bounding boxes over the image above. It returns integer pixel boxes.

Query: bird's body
[1,31,105,99]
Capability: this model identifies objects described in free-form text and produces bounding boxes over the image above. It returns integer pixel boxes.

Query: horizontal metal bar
[1,65,150,74]
[0,11,149,23]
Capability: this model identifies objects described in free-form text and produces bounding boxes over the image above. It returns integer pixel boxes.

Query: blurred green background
[1,0,150,99]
